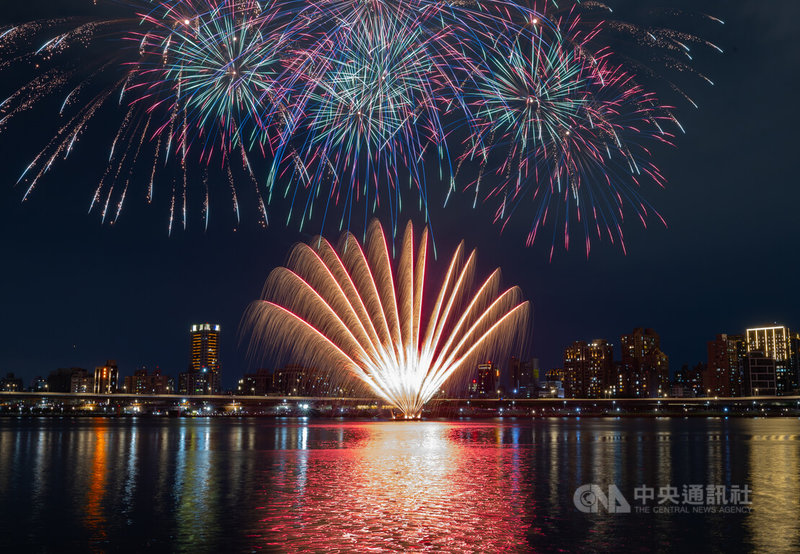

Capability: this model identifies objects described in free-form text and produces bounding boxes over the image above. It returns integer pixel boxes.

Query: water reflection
[173,421,222,548]
[0,418,798,552]
[261,422,528,551]
[746,423,800,552]
[84,421,108,547]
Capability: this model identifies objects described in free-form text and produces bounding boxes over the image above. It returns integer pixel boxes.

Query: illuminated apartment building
[620,328,669,398]
[745,326,796,394]
[705,334,746,396]
[93,360,118,394]
[179,324,221,394]
[190,323,220,374]
[562,340,613,398]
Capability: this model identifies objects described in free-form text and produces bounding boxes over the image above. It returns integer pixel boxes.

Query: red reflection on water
[258,422,531,551]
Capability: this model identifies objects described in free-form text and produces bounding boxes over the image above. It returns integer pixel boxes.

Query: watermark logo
[574,483,753,514]
[573,484,631,513]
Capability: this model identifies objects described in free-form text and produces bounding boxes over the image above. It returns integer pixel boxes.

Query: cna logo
[573,484,631,513]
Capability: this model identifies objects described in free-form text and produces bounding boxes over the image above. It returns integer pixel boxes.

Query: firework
[245,219,530,418]
[134,0,298,160]
[266,3,463,235]
[456,14,674,258]
[0,0,721,252]
[505,1,725,108]
[2,0,302,231]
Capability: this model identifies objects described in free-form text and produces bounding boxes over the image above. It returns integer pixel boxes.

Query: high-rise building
[729,335,747,395]
[609,361,630,397]
[191,323,220,373]
[705,334,746,397]
[93,360,118,394]
[509,357,539,398]
[562,340,613,398]
[180,324,221,395]
[743,351,777,396]
[468,361,499,397]
[480,361,500,396]
[620,328,669,398]
[746,326,795,394]
[790,333,800,389]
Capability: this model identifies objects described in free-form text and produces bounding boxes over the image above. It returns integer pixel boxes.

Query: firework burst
[509,1,724,109]
[134,0,293,161]
[456,12,675,258]
[2,0,304,231]
[0,0,722,254]
[245,219,530,418]
[266,3,464,236]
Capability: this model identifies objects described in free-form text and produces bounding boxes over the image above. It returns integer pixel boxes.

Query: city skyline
[7,318,798,396]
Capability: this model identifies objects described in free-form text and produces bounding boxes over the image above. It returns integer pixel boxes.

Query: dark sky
[1,0,798,389]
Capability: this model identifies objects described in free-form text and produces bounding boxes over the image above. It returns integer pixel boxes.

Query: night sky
[1,0,798,390]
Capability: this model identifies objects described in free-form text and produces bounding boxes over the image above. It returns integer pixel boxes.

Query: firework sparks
[134,0,296,160]
[456,11,674,258]
[245,219,530,418]
[0,0,721,253]
[267,4,461,235]
[3,1,299,231]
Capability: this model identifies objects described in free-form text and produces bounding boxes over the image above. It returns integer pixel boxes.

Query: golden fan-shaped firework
[245,219,530,418]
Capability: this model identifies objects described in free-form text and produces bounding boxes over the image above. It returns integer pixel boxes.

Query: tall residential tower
[562,340,614,398]
[619,328,669,398]
[179,323,221,394]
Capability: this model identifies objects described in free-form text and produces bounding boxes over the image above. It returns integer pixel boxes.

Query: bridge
[2,391,800,417]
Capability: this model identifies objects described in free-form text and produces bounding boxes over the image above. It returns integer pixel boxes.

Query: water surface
[1,417,799,552]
